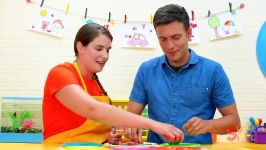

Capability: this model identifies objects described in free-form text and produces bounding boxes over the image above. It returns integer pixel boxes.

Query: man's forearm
[208,113,241,134]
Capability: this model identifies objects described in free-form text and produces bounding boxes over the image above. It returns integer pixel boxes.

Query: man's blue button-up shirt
[129,49,235,144]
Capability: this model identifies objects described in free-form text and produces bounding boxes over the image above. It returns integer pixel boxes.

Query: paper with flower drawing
[207,12,241,40]
[29,6,66,37]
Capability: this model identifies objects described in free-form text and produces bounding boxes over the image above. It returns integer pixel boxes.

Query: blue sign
[257,21,266,77]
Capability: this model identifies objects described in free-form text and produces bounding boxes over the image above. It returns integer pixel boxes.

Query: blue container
[0,133,43,143]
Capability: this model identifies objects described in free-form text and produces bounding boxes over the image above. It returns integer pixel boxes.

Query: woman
[42,23,184,144]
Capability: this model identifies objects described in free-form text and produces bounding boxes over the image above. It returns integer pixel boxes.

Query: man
[125,4,240,144]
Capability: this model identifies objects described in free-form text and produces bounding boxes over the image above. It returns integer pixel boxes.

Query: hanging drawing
[207,11,241,40]
[29,6,66,37]
[189,20,200,44]
[118,23,157,48]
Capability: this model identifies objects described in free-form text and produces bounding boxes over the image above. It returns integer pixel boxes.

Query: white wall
[1,0,266,142]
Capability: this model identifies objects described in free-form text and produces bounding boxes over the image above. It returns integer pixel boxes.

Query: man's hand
[182,117,212,136]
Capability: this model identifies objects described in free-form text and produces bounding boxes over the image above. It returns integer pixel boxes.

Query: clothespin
[108,12,111,23]
[191,10,194,21]
[40,0,44,7]
[124,14,127,24]
[65,3,70,15]
[150,15,153,24]
[104,24,109,30]
[207,10,211,17]
[111,20,115,26]
[84,8,88,19]
[229,2,232,12]
[229,2,236,15]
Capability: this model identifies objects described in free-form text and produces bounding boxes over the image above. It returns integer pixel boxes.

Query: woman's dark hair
[94,74,107,96]
[153,4,190,31]
[74,23,113,56]
[94,74,112,104]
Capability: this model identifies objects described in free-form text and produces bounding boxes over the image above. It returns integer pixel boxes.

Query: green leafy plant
[8,111,21,128]
[2,110,41,133]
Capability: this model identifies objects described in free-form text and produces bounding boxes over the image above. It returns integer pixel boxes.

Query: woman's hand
[151,122,184,143]
[124,128,143,143]
[107,127,122,144]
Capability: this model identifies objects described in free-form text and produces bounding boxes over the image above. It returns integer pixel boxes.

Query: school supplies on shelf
[248,126,266,144]
[247,117,266,144]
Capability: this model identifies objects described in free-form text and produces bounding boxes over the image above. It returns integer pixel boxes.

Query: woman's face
[78,34,112,74]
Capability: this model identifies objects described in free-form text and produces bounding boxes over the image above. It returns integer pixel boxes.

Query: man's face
[155,21,192,67]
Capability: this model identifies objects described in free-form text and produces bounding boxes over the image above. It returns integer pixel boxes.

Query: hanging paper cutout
[29,6,66,37]
[83,19,94,24]
[82,18,111,31]
[207,12,241,40]
[118,23,157,48]
[189,20,200,44]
